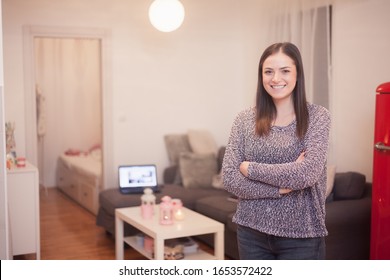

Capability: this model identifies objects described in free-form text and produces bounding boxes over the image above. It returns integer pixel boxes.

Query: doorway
[23,26,113,191]
[34,37,102,188]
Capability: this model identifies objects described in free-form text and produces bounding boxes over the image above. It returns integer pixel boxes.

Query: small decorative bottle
[160,196,173,225]
[140,188,156,219]
[172,198,185,220]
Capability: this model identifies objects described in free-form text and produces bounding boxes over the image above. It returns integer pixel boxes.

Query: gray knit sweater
[222,103,331,238]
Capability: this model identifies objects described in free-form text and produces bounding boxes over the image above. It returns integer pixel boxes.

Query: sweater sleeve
[247,105,331,190]
[222,110,281,199]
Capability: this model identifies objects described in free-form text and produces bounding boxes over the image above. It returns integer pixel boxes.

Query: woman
[222,42,331,260]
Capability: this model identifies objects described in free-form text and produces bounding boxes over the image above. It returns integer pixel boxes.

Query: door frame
[23,25,113,190]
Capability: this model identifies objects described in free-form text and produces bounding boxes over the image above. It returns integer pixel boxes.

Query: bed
[56,147,102,215]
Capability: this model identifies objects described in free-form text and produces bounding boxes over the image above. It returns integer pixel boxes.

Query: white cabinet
[7,162,40,259]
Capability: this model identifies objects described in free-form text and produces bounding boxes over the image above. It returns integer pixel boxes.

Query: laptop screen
[118,164,159,194]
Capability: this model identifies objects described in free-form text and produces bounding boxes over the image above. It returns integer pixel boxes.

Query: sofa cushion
[179,152,218,188]
[188,129,218,156]
[217,146,226,172]
[164,134,192,166]
[98,188,145,216]
[333,172,366,200]
[211,173,224,189]
[164,134,193,185]
[195,196,236,224]
[326,165,336,198]
[209,146,227,189]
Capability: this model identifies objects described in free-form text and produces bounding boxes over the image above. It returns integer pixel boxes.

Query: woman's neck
[273,98,295,127]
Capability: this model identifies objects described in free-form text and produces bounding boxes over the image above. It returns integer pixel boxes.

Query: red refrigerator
[370,81,390,260]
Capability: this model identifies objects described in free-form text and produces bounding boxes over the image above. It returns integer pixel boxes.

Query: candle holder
[140,188,156,219]
[172,198,185,220]
[160,196,173,225]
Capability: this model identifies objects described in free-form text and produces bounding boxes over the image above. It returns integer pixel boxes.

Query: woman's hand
[239,161,249,177]
[296,151,305,163]
[279,188,292,194]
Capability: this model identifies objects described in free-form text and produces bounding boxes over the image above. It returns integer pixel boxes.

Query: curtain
[265,0,332,108]
[263,0,334,165]
[34,37,102,187]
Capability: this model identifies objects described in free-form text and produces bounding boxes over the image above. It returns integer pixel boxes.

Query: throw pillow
[217,146,226,172]
[326,165,336,197]
[188,129,218,156]
[333,172,366,200]
[179,152,218,188]
[211,172,224,189]
[164,134,192,165]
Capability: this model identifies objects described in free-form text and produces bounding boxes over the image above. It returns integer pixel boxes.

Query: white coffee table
[115,205,224,260]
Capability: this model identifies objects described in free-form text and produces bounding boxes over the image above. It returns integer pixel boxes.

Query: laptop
[118,164,160,194]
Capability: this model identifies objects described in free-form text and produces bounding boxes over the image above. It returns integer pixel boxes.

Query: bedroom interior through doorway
[23,26,113,193]
[34,36,103,189]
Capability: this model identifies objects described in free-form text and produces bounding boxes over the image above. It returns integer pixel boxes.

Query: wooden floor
[35,187,146,260]
[18,187,214,260]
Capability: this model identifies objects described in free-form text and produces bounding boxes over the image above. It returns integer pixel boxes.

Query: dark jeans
[237,225,326,260]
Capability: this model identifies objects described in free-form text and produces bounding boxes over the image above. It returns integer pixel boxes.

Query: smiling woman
[255,42,308,139]
[262,52,297,117]
[222,42,331,260]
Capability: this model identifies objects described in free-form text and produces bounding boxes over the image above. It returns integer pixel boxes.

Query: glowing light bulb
[149,0,185,32]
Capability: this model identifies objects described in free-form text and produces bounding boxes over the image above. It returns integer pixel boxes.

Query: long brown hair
[255,42,308,139]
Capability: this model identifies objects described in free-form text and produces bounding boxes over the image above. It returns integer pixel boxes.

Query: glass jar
[159,196,173,225]
[140,188,156,219]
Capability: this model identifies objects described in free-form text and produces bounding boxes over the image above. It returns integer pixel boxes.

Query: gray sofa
[96,148,372,260]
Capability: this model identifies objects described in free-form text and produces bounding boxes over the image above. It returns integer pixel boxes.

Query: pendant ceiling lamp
[149,0,185,32]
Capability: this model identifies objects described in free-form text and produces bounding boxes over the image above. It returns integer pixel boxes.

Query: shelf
[124,235,217,260]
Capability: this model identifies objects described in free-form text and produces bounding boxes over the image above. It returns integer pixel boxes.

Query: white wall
[2,0,389,188]
[2,0,250,187]
[331,0,390,181]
